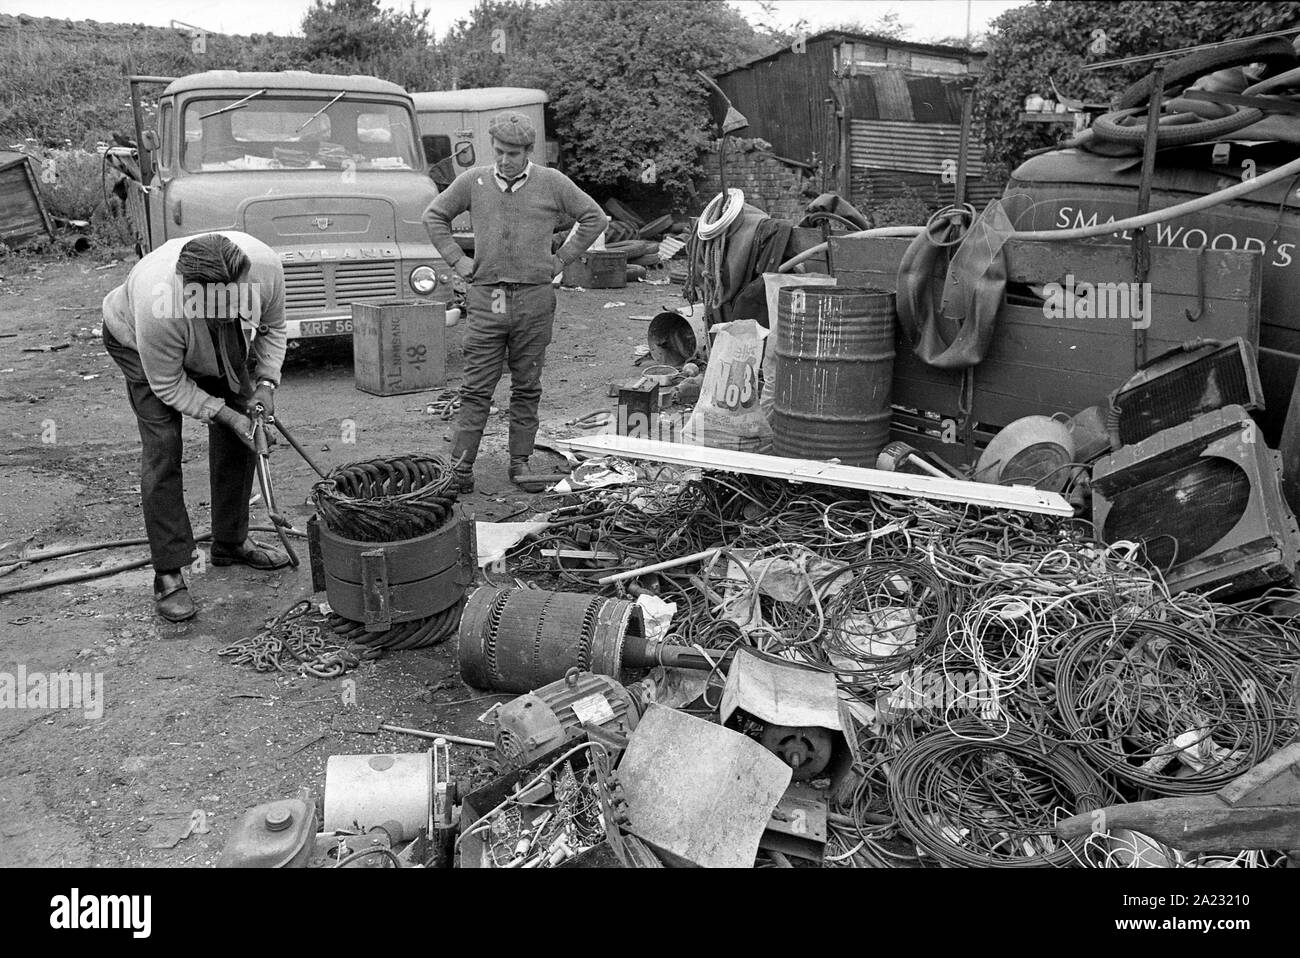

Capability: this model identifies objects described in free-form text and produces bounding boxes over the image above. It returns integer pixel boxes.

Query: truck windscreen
[181,96,420,173]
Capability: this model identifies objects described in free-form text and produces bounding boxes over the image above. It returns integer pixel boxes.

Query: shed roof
[717,29,986,76]
[0,150,37,171]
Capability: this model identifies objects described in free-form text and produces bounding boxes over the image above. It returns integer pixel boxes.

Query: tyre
[1092,105,1265,145]
[1115,37,1297,110]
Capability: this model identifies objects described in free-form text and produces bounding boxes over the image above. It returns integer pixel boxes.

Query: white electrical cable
[696,188,745,240]
[778,226,925,272]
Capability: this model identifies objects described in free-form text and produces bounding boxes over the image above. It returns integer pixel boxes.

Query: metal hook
[1185,246,1207,322]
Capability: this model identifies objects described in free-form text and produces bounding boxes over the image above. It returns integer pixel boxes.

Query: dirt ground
[0,249,683,866]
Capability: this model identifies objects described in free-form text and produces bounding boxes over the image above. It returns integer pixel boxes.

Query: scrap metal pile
[489,467,1300,867]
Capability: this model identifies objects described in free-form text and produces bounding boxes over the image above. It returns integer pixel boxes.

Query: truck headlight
[409,265,438,294]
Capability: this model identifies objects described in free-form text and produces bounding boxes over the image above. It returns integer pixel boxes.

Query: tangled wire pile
[458,743,613,868]
[311,454,458,543]
[218,600,384,679]
[425,389,462,421]
[219,595,464,679]
[502,468,1300,867]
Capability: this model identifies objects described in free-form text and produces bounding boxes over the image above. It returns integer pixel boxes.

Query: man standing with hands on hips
[423,110,608,492]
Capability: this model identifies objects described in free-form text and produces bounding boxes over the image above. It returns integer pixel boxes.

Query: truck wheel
[1115,37,1297,110]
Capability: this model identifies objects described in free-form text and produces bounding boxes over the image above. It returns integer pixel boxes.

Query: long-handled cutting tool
[249,403,325,569]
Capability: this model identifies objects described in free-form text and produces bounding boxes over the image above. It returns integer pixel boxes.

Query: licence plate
[297,318,353,338]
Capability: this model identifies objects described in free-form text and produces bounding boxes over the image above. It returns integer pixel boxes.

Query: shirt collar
[493,160,533,192]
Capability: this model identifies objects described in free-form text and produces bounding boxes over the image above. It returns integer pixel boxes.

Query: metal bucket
[647,310,708,366]
[772,286,896,467]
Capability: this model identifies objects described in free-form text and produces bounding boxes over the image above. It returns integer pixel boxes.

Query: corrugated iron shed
[712,32,996,210]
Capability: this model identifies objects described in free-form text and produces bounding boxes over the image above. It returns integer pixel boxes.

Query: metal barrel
[772,285,896,467]
[458,586,645,693]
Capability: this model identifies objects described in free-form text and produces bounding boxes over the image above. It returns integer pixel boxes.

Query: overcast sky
[0,0,1028,43]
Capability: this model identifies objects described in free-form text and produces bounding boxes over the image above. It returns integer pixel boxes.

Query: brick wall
[696,139,813,223]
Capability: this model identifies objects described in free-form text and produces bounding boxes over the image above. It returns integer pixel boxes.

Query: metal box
[563,250,627,289]
[1093,405,1300,596]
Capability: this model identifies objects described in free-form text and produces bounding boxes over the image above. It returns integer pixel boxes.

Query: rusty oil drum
[310,512,475,630]
[771,285,896,467]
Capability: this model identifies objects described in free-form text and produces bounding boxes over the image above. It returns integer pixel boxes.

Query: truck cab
[125,70,453,340]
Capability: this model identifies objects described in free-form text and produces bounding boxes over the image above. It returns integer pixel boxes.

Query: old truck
[121,70,453,340]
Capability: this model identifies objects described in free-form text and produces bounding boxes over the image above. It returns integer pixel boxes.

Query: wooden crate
[829,235,1264,465]
[351,299,446,396]
[0,151,55,248]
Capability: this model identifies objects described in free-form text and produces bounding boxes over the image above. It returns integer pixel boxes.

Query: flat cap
[488,110,536,147]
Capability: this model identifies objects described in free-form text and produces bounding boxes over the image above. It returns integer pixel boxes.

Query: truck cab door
[144,101,176,246]
[126,76,177,253]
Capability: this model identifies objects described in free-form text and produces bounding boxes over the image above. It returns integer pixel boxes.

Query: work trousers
[452,282,556,467]
[103,326,255,573]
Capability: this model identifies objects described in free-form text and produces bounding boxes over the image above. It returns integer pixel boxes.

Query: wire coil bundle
[311,454,457,543]
[887,721,1106,868]
[1055,619,1278,795]
[325,599,463,650]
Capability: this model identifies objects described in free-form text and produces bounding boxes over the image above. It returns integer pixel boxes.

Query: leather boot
[452,465,475,494]
[508,457,548,493]
[154,571,196,622]
[211,538,291,570]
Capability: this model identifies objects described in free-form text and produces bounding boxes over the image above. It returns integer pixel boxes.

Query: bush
[511,1,776,206]
[866,183,931,228]
[18,147,133,252]
[976,1,1300,177]
[32,148,109,220]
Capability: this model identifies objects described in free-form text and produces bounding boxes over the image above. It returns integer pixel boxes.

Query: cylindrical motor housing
[459,586,645,692]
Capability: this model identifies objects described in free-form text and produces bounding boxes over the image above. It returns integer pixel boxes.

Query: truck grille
[284,264,328,311]
[282,261,399,313]
[335,262,399,305]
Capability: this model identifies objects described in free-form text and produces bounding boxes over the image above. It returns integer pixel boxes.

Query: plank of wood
[831,236,1262,303]
[1005,241,1260,301]
[561,435,1073,516]
[1057,796,1300,851]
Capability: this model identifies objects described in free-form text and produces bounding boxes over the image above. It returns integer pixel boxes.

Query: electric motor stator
[459,586,646,693]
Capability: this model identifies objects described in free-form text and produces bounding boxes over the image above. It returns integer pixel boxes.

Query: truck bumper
[287,307,458,340]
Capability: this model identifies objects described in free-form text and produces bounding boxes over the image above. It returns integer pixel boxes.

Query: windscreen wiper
[199,89,267,120]
[295,91,346,133]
